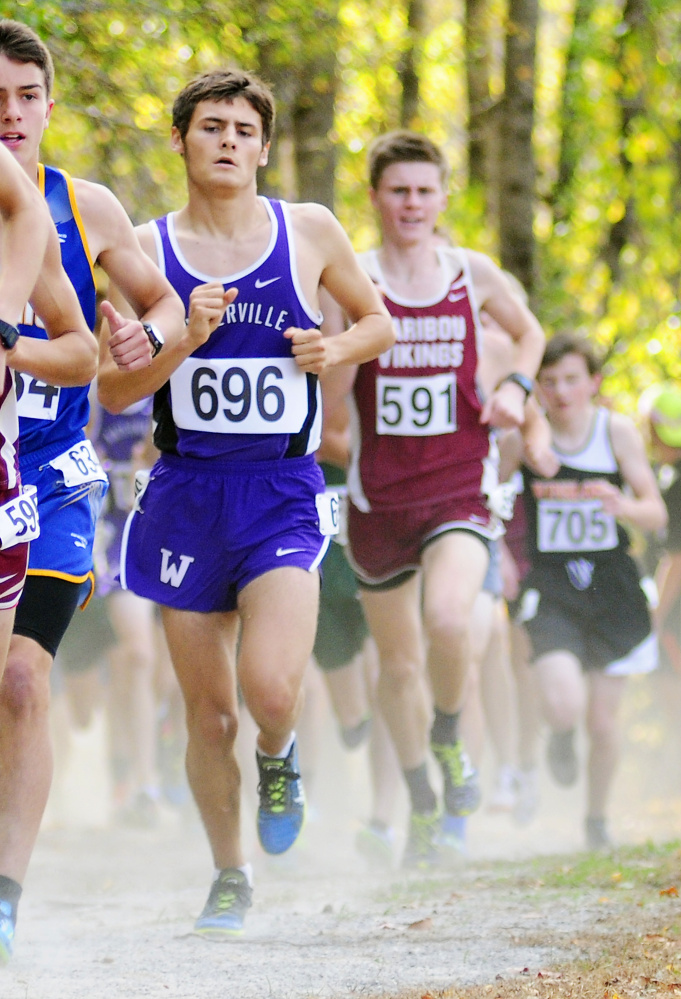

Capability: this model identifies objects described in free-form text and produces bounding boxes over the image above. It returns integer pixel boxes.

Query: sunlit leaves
[2,0,681,403]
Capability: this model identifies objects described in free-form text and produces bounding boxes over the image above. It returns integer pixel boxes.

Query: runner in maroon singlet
[322,131,545,867]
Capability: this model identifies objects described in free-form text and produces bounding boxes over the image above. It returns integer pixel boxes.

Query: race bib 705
[537,499,618,553]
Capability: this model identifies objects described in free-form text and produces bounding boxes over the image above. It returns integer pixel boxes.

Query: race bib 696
[376,373,456,436]
[170,357,309,434]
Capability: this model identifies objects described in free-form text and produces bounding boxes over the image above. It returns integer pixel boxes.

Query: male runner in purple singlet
[97,70,393,936]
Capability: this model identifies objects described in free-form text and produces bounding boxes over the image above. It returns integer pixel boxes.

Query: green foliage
[4,0,681,405]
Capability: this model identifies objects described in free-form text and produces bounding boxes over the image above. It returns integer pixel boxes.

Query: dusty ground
[3,818,680,999]
[2,667,681,999]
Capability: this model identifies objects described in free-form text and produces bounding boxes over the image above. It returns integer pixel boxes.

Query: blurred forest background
[4,0,681,400]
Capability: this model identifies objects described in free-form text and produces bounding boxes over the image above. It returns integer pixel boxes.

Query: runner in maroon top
[323,130,545,867]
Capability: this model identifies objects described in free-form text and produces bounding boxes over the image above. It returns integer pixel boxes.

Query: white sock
[214,862,253,887]
[256,731,295,761]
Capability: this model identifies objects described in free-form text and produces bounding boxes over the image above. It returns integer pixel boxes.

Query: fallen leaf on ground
[408,917,433,931]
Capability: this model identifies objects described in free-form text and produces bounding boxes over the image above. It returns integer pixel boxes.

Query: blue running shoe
[257,741,305,855]
[194,869,252,938]
[437,812,467,865]
[0,900,15,965]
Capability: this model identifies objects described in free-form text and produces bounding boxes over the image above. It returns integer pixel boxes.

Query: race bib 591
[376,373,456,436]
[170,357,309,434]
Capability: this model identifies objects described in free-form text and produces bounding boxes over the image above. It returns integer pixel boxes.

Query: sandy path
[3,674,680,999]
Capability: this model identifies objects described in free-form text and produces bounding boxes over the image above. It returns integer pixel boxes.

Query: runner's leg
[161,606,242,869]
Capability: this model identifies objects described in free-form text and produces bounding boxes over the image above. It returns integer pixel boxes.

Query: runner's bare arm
[469,253,545,430]
[521,397,560,478]
[655,551,681,630]
[285,205,394,373]
[74,181,186,371]
[0,143,50,324]
[98,224,235,412]
[593,412,668,532]
[9,224,96,387]
[497,428,524,484]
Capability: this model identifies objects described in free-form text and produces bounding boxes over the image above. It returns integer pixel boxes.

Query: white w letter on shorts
[160,548,195,588]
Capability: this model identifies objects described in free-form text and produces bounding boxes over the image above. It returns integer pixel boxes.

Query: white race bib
[316,490,340,537]
[15,372,60,421]
[0,484,39,549]
[49,439,108,488]
[170,357,308,434]
[376,373,456,436]
[537,499,618,553]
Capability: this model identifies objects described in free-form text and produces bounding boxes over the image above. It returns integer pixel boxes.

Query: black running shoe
[194,868,252,938]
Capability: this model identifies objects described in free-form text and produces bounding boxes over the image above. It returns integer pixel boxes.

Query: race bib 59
[0,484,39,549]
[170,357,308,434]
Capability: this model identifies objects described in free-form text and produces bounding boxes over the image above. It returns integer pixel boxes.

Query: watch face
[143,322,164,356]
[0,320,19,350]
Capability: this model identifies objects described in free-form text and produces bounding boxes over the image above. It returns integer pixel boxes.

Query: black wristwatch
[0,318,19,351]
[498,372,533,399]
[142,321,164,358]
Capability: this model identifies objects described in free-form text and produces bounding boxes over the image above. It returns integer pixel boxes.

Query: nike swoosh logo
[276,547,304,557]
[0,573,17,585]
[255,276,281,289]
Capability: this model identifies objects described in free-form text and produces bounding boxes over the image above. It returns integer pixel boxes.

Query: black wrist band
[0,318,19,350]
[498,372,533,399]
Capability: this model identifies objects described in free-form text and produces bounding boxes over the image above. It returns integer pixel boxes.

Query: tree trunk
[601,0,649,285]
[465,0,494,190]
[255,42,297,202]
[498,0,538,298]
[553,0,598,215]
[399,0,427,128]
[291,5,340,210]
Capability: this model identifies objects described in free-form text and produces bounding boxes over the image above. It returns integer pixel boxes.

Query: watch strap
[142,322,164,358]
[0,318,20,350]
[498,372,533,399]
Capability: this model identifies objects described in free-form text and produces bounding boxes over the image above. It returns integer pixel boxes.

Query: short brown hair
[540,332,603,376]
[0,20,54,97]
[172,70,275,145]
[368,130,450,190]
